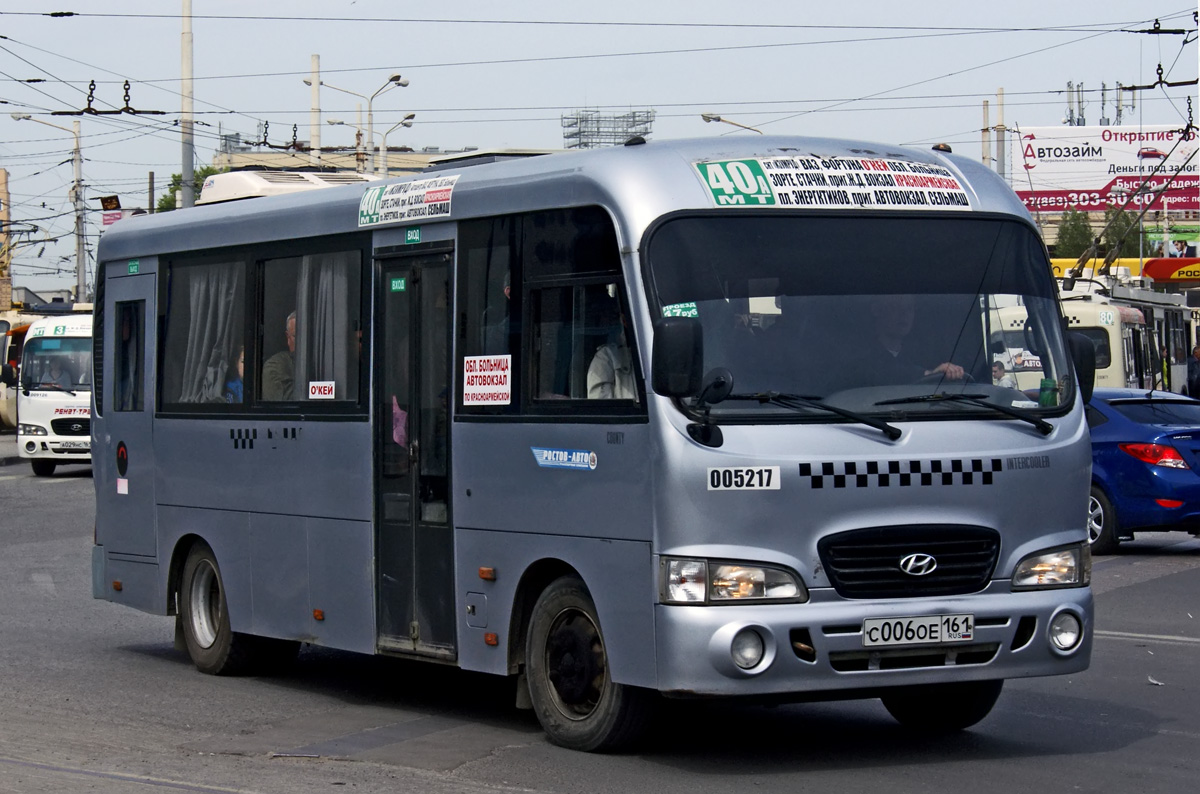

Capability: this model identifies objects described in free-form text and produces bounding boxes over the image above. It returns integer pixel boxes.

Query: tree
[1054,210,1094,258]
[1102,207,1150,258]
[156,165,224,212]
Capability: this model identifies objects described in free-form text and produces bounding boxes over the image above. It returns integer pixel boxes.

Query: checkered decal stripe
[798,458,1002,488]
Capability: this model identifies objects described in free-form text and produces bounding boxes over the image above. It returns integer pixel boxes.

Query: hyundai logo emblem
[70,423,83,433]
[899,553,938,576]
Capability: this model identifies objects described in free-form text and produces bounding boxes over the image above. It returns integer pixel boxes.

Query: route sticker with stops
[694,156,971,211]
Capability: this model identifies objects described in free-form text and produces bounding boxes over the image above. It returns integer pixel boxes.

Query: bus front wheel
[881,679,1003,732]
[31,460,56,477]
[525,575,654,752]
[179,543,258,675]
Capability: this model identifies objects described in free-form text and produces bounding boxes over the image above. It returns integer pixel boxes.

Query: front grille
[51,418,91,436]
[818,525,1000,599]
[829,643,999,672]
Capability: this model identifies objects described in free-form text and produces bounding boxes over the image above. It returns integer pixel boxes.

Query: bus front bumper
[652,583,1092,698]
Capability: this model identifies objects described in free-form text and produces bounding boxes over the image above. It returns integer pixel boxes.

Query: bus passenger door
[96,270,157,558]
[375,251,455,659]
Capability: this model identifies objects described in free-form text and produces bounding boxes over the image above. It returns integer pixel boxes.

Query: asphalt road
[0,460,1197,793]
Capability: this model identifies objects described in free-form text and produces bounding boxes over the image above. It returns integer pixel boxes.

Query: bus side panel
[249,514,311,640]
[307,517,377,654]
[154,420,373,523]
[454,529,656,688]
[451,422,653,541]
[246,514,376,651]
[157,505,252,627]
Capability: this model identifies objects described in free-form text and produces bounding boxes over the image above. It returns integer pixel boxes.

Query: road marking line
[1094,629,1200,645]
[0,755,255,792]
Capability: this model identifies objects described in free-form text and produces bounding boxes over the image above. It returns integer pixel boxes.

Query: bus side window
[114,301,145,411]
[260,250,362,404]
[160,260,246,406]
[531,282,637,402]
[459,216,515,358]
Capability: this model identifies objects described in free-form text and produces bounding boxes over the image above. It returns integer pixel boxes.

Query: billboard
[1012,124,1198,213]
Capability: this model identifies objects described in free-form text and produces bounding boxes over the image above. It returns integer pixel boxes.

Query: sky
[0,1,1195,294]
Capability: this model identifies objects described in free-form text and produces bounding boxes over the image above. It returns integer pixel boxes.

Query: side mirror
[651,317,703,397]
[1067,331,1096,405]
[0,363,16,388]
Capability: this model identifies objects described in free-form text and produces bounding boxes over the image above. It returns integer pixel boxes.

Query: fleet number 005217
[707,466,781,490]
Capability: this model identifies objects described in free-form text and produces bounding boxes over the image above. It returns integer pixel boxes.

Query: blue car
[1086,388,1200,553]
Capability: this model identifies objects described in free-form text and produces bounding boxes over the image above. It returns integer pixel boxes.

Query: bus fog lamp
[664,559,708,602]
[1013,544,1089,589]
[1049,612,1082,651]
[18,423,47,436]
[731,628,765,669]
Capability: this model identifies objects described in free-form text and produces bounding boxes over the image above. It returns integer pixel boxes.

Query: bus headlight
[1012,543,1091,590]
[18,423,47,436]
[661,558,808,604]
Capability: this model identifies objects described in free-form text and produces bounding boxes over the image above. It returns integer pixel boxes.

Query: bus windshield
[646,214,1072,419]
[21,336,92,392]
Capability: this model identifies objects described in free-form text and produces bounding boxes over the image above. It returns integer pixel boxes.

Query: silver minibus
[92,136,1095,751]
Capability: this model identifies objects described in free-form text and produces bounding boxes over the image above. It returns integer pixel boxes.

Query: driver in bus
[868,294,964,384]
[41,357,74,390]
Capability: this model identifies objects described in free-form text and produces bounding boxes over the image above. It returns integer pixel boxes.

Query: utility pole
[981,100,991,166]
[995,88,1006,184]
[180,0,195,207]
[309,55,321,168]
[71,119,85,300]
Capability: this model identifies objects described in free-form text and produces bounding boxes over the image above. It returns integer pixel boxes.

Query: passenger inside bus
[261,311,295,401]
[587,295,635,400]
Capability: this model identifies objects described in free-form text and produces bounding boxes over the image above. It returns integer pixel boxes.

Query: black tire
[30,459,56,477]
[882,679,1003,732]
[525,575,654,752]
[179,543,262,675]
[1088,486,1120,555]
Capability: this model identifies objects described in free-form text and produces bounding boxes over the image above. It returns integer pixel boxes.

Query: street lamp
[304,73,408,173]
[701,113,763,134]
[380,114,416,177]
[327,117,365,172]
[11,113,87,300]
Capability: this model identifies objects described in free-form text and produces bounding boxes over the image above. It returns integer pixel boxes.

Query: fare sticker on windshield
[694,157,972,211]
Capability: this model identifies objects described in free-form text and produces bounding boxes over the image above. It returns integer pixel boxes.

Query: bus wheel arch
[523,573,654,752]
[178,540,257,675]
[508,558,579,675]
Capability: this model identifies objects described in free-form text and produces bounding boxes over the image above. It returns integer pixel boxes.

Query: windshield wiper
[727,391,902,441]
[874,392,1052,435]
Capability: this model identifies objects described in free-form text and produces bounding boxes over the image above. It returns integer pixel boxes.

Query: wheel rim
[543,607,606,720]
[189,560,221,649]
[1087,495,1104,544]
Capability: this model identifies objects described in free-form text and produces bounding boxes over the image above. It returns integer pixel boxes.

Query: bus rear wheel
[1088,486,1120,555]
[881,679,1003,732]
[31,460,56,477]
[180,543,262,675]
[525,575,654,752]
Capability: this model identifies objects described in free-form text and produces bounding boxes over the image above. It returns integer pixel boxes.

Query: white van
[13,313,93,476]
